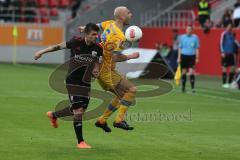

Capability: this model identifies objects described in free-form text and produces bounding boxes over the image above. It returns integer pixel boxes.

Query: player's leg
[189,55,196,93]
[46,106,73,128]
[222,55,228,88]
[52,106,73,118]
[228,55,236,84]
[73,107,85,145]
[113,79,136,130]
[181,55,188,92]
[70,96,91,149]
[189,68,195,93]
[95,96,120,132]
[95,71,123,132]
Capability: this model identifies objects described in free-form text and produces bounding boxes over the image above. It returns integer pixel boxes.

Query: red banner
[139,28,240,76]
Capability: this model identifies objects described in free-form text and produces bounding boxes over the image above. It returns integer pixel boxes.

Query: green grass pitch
[0,63,240,160]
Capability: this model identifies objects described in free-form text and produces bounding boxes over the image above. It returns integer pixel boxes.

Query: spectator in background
[198,0,211,27]
[160,43,170,58]
[220,24,237,88]
[202,18,213,33]
[234,0,240,9]
[233,0,240,27]
[221,8,234,28]
[156,42,170,58]
[178,25,200,93]
[71,0,82,19]
[1,0,9,7]
[0,0,5,5]
[156,42,162,53]
[169,29,179,71]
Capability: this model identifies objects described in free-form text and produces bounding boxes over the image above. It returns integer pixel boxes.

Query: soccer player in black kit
[34,23,103,149]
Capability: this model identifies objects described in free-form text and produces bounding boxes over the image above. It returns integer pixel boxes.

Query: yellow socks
[98,97,120,124]
[115,91,135,123]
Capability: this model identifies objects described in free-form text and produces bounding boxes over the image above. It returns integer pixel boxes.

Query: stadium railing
[141,10,196,28]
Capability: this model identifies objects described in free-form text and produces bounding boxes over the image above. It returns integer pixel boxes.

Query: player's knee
[73,108,84,120]
[230,66,235,72]
[222,67,227,72]
[182,69,187,74]
[189,68,195,75]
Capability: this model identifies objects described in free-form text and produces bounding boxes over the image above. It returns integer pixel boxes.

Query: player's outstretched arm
[112,52,139,62]
[34,42,66,60]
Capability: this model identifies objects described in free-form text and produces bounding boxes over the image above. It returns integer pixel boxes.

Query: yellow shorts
[98,70,123,91]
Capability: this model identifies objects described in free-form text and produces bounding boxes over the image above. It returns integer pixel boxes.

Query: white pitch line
[197,88,230,95]
[196,92,240,103]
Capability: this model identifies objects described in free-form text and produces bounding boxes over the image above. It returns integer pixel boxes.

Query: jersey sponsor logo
[105,42,116,51]
[74,55,93,62]
[121,41,132,49]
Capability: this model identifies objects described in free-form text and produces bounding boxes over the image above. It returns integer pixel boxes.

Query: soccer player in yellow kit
[79,6,139,132]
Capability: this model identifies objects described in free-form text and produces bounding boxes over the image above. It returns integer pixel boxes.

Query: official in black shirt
[34,23,102,149]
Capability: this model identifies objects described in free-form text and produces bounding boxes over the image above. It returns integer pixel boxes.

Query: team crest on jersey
[92,51,97,56]
[120,41,132,49]
[105,42,116,51]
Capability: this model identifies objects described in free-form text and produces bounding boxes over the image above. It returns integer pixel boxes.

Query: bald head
[114,6,128,19]
[114,6,132,25]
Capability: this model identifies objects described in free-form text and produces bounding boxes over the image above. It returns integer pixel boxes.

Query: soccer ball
[125,26,143,42]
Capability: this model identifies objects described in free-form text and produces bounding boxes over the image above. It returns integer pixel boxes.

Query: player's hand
[78,26,85,33]
[221,53,225,58]
[92,69,99,78]
[34,51,43,60]
[128,52,140,60]
[195,58,199,64]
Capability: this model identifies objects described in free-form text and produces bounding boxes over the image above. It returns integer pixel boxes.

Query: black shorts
[181,55,196,69]
[222,54,235,67]
[66,83,90,110]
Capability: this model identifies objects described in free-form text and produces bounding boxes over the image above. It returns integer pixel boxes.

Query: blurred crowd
[217,0,240,28]
[197,0,240,33]
[0,0,81,23]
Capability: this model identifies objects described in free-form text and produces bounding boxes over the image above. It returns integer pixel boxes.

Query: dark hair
[84,23,99,34]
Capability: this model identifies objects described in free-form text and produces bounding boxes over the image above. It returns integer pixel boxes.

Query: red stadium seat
[37,0,47,7]
[50,8,59,17]
[59,0,70,8]
[38,7,49,23]
[41,17,49,23]
[39,7,48,16]
[48,0,58,8]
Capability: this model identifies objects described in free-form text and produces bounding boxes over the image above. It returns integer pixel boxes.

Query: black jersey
[65,36,103,87]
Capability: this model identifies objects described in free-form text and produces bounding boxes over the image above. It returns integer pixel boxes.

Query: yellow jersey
[99,20,126,71]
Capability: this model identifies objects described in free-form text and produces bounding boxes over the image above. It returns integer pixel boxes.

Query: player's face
[186,26,193,35]
[123,9,132,25]
[226,24,232,32]
[85,30,98,45]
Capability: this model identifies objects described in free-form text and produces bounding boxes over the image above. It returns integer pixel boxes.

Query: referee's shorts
[181,54,196,69]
